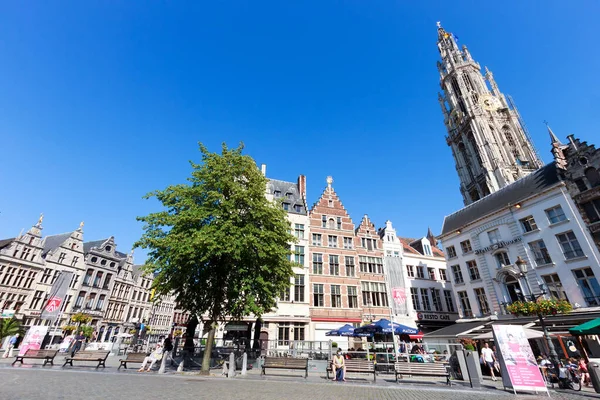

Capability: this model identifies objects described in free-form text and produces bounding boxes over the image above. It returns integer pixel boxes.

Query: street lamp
[513,256,559,370]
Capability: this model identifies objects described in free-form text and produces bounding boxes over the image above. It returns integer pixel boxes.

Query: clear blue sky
[1,1,598,262]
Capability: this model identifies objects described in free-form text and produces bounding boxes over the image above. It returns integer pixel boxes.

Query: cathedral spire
[547,123,562,145]
[437,24,543,205]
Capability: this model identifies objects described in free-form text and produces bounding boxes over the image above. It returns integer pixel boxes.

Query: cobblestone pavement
[1,367,599,400]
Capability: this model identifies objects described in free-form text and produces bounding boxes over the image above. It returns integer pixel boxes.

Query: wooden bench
[12,349,59,367]
[118,352,147,370]
[395,362,451,385]
[261,356,308,378]
[63,350,110,368]
[326,359,376,381]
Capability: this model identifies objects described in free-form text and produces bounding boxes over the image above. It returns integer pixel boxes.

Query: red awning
[409,331,424,340]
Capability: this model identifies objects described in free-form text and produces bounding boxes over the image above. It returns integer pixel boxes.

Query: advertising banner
[18,325,49,356]
[492,325,547,395]
[40,271,74,320]
[392,288,406,305]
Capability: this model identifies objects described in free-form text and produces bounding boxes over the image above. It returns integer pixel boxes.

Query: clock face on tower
[480,94,501,111]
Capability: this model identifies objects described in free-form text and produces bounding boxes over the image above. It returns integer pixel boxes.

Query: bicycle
[546,365,582,391]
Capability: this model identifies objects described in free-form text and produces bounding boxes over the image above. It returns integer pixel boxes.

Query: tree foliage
[135,143,296,369]
[71,313,93,325]
[0,318,23,341]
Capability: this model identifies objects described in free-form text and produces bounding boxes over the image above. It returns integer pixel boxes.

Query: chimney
[260,164,267,176]
[298,175,306,198]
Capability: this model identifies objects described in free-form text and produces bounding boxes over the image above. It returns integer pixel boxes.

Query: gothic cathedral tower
[436,23,543,205]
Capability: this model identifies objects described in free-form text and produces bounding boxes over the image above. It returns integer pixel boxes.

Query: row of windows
[74,291,106,311]
[311,282,387,308]
[410,288,455,313]
[0,265,37,289]
[311,254,384,275]
[406,265,448,281]
[280,274,306,303]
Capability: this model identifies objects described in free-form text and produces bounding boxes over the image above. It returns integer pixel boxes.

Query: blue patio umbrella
[325,324,372,337]
[354,319,418,335]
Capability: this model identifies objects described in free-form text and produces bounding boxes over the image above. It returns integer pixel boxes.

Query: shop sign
[416,312,454,321]
[1,309,15,319]
[475,237,522,255]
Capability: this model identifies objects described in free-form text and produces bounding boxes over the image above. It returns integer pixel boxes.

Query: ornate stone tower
[436,22,543,205]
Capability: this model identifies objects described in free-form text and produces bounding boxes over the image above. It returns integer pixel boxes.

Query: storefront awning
[423,321,488,339]
[570,318,600,335]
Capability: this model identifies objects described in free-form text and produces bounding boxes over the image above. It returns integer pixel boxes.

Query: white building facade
[380,221,459,334]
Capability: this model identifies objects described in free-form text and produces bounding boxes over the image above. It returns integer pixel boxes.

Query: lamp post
[514,256,559,369]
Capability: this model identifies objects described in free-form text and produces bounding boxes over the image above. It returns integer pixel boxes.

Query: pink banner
[392,288,406,305]
[18,325,48,356]
[492,325,547,393]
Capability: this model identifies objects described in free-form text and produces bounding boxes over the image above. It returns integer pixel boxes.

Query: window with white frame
[519,216,538,233]
[487,229,501,244]
[406,265,415,278]
[542,274,567,301]
[337,217,342,230]
[451,265,464,284]
[410,287,420,310]
[460,240,472,254]
[294,274,305,302]
[347,286,358,308]
[294,246,305,265]
[312,234,322,246]
[343,237,353,249]
[444,290,455,312]
[467,260,480,281]
[439,269,448,281]
[331,285,342,308]
[416,266,425,279]
[423,243,432,256]
[420,288,432,311]
[573,268,600,306]
[556,231,584,259]
[529,240,552,265]
[361,282,388,307]
[474,287,490,314]
[432,289,443,311]
[446,246,457,259]
[329,255,339,276]
[494,251,511,268]
[313,284,324,306]
[457,291,473,317]
[312,253,323,274]
[321,215,327,228]
[328,235,338,248]
[294,224,305,239]
[546,205,567,224]
[428,267,436,280]
[345,256,355,277]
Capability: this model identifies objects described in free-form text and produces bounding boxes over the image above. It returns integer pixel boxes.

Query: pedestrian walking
[70,330,86,357]
[2,333,19,358]
[481,342,497,381]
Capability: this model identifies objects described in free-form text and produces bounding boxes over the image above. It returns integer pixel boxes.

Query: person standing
[481,342,497,381]
[3,333,19,358]
[70,331,86,357]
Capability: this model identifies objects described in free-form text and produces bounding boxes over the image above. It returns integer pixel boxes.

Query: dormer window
[282,203,290,211]
[286,192,293,200]
[105,246,112,252]
[274,190,281,197]
[423,243,432,256]
[293,204,303,213]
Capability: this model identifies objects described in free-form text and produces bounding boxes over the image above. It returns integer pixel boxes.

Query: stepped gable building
[355,215,388,323]
[308,177,363,343]
[436,24,600,347]
[0,215,46,327]
[436,22,543,206]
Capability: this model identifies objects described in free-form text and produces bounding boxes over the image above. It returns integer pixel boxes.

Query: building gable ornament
[474,237,522,255]
[471,217,513,236]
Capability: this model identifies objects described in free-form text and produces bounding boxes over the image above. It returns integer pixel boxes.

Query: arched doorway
[505,275,522,303]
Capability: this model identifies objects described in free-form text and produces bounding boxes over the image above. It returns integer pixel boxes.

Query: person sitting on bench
[331,349,346,382]
[138,343,163,372]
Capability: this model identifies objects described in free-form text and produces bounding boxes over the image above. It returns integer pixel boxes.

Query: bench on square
[326,359,376,381]
[12,349,59,367]
[63,350,110,368]
[261,356,308,378]
[118,352,147,370]
[394,362,451,385]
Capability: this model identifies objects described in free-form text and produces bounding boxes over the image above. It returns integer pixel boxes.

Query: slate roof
[267,179,307,215]
[83,239,108,254]
[131,264,144,279]
[441,163,561,236]
[0,238,15,250]
[42,232,72,256]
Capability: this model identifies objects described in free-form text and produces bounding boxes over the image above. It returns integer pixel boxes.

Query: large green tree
[135,143,296,372]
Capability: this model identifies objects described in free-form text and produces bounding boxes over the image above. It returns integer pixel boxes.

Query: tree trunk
[183,315,198,353]
[201,326,216,373]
